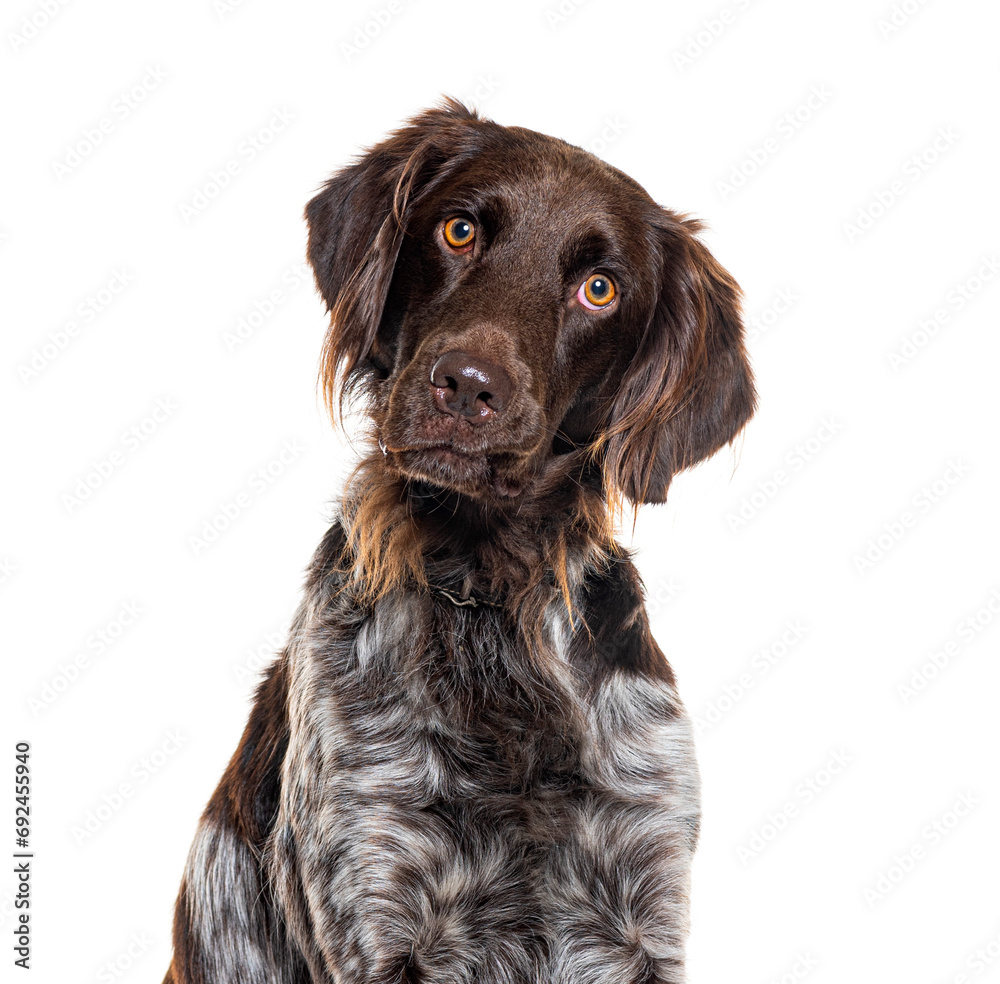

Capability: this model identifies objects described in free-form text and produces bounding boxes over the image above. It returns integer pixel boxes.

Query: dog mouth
[409,443,484,473]
[385,443,526,498]
[379,377,548,499]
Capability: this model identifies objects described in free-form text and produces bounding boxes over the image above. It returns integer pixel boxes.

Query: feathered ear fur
[599,213,756,504]
[305,99,479,417]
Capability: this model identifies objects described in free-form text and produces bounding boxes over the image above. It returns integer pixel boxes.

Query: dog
[163,100,755,984]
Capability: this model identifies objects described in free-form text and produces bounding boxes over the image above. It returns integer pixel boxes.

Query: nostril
[430,350,514,423]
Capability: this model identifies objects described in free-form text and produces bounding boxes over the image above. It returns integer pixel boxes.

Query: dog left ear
[603,214,756,505]
[305,100,478,415]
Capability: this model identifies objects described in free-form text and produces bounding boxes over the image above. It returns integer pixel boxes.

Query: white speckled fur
[260,572,700,984]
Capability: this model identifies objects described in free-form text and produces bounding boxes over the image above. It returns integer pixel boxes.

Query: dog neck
[335,449,616,621]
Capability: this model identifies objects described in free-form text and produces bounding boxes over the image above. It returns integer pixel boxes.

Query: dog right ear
[305,99,479,415]
[600,213,756,505]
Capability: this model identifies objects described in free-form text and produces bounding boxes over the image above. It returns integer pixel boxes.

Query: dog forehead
[428,139,659,264]
[443,122,651,209]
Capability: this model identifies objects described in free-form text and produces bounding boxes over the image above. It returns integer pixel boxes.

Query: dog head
[306,101,754,507]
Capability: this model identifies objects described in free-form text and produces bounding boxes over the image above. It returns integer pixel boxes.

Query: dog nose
[430,350,513,422]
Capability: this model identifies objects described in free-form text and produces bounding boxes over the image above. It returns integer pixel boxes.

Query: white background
[3,0,999,981]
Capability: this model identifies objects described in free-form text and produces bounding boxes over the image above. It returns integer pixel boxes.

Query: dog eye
[443,217,476,249]
[578,274,616,310]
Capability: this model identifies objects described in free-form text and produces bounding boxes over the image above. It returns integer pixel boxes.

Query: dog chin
[391,447,524,499]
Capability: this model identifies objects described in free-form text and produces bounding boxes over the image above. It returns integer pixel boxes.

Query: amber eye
[443,217,475,249]
[578,273,616,310]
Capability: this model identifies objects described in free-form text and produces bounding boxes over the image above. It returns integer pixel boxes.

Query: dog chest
[271,589,700,982]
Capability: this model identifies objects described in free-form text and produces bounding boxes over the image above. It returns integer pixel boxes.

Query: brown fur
[163,101,754,984]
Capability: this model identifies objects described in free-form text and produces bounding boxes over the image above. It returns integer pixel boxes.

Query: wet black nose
[430,350,514,423]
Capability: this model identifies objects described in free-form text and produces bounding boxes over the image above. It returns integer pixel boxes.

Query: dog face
[306,102,754,505]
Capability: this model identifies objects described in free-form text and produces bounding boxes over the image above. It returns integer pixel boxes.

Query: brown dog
[164,100,754,984]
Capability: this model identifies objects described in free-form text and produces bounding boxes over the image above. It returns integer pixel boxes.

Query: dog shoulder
[204,651,292,847]
[305,519,350,594]
[168,656,305,982]
[570,549,676,688]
